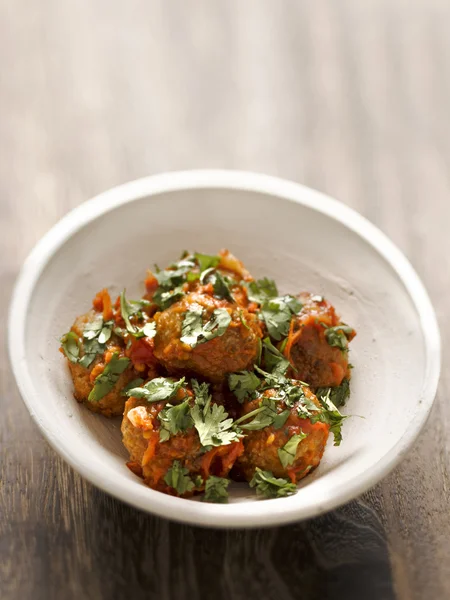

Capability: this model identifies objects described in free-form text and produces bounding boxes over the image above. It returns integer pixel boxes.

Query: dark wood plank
[0,1,448,598]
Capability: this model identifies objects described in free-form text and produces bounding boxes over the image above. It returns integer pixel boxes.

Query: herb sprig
[260,295,303,341]
[278,432,308,468]
[250,468,297,499]
[88,353,130,402]
[180,306,231,347]
[324,325,355,352]
[190,380,242,448]
[120,291,156,339]
[164,460,201,495]
[126,377,185,403]
[60,331,80,364]
[203,476,230,503]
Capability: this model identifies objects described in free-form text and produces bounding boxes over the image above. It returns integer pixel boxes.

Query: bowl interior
[19,183,429,525]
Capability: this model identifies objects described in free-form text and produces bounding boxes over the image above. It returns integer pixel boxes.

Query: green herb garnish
[228,370,261,403]
[324,325,354,352]
[246,278,278,304]
[200,268,234,301]
[79,337,104,368]
[261,295,302,341]
[180,306,231,347]
[194,252,220,272]
[211,271,234,301]
[262,337,290,376]
[120,291,155,338]
[153,286,185,310]
[249,468,297,499]
[142,322,156,338]
[88,353,130,402]
[121,378,145,397]
[158,399,194,442]
[233,395,289,431]
[203,476,230,503]
[156,257,196,289]
[83,314,103,340]
[316,379,350,408]
[191,380,242,448]
[77,315,114,368]
[60,331,80,363]
[310,390,347,446]
[164,460,198,495]
[278,432,308,468]
[126,377,185,403]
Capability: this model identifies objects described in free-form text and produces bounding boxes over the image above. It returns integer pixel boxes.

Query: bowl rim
[8,169,441,528]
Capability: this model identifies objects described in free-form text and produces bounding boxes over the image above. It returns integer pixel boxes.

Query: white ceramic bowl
[8,170,440,528]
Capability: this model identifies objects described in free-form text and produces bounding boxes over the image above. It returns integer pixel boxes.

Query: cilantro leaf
[234,396,287,431]
[158,399,194,441]
[126,377,185,403]
[228,371,261,403]
[153,286,185,310]
[141,322,156,338]
[211,271,234,301]
[88,354,130,402]
[60,331,80,363]
[121,378,144,396]
[79,337,105,369]
[186,272,200,283]
[200,268,234,301]
[261,295,302,341]
[180,305,204,345]
[191,403,241,447]
[194,252,220,272]
[98,322,113,344]
[156,257,196,289]
[119,292,154,339]
[191,380,241,447]
[201,308,232,340]
[278,432,308,468]
[237,406,274,431]
[283,295,303,314]
[78,314,114,367]
[273,409,290,429]
[324,325,355,351]
[239,309,251,331]
[164,460,197,495]
[262,337,290,376]
[253,367,318,419]
[316,379,350,408]
[191,379,210,406]
[249,468,297,499]
[203,476,230,503]
[83,314,103,340]
[180,306,231,347]
[246,278,278,304]
[311,390,348,445]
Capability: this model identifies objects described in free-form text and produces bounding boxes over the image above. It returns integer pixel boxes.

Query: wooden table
[1,1,449,598]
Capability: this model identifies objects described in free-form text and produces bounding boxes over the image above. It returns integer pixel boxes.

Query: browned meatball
[284,293,356,388]
[234,387,330,483]
[63,310,139,417]
[153,292,262,382]
[122,393,244,497]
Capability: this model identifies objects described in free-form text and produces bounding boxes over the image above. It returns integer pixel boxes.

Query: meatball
[121,393,244,497]
[283,293,356,388]
[154,292,262,381]
[64,310,139,417]
[234,387,330,483]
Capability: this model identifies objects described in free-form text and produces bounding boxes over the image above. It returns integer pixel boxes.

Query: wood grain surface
[1,1,449,598]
